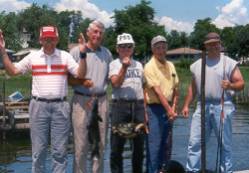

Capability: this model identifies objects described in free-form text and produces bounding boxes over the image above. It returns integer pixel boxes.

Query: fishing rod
[215,56,226,173]
[200,49,206,173]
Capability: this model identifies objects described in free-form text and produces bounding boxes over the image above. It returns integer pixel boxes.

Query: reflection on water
[0,106,249,172]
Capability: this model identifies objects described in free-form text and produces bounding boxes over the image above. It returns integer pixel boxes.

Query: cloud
[0,0,30,12]
[156,16,193,33]
[54,0,114,27]
[213,0,249,28]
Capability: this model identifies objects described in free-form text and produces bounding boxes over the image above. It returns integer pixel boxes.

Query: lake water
[0,106,249,173]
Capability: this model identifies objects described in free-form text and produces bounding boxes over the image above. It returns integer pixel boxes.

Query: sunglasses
[118,44,133,49]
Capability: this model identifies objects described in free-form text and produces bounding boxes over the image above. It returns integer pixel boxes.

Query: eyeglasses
[118,44,133,49]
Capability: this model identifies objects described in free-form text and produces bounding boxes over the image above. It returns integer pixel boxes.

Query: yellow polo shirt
[144,56,179,104]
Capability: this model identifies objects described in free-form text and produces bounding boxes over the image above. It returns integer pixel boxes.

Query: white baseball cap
[117,33,135,45]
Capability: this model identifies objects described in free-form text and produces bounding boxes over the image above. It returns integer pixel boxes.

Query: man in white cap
[144,35,179,173]
[109,33,146,173]
[0,26,86,173]
[182,32,244,173]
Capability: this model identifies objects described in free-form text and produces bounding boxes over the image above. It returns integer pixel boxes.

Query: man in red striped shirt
[0,26,86,173]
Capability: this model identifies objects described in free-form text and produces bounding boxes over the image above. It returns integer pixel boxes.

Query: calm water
[0,106,249,173]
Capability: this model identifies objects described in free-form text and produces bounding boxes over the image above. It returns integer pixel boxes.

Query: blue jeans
[29,99,71,173]
[146,104,169,173]
[186,101,235,173]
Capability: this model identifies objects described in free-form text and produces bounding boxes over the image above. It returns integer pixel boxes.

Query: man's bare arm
[221,66,244,91]
[181,78,196,118]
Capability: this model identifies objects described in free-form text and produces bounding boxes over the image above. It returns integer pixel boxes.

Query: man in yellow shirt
[144,35,179,173]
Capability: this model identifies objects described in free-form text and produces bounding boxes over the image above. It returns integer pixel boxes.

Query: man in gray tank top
[69,20,112,173]
[182,32,244,173]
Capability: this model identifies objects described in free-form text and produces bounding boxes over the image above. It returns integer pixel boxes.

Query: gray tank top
[190,54,237,101]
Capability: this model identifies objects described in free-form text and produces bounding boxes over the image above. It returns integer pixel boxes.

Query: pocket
[29,99,42,120]
[224,103,235,118]
[192,106,201,118]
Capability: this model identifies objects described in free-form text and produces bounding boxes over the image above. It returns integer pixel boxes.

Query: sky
[1,0,249,33]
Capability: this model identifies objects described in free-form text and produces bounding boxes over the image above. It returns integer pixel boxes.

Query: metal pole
[216,56,226,173]
[2,74,6,141]
[200,50,206,173]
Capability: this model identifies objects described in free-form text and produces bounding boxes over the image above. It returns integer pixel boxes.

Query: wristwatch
[80,52,87,59]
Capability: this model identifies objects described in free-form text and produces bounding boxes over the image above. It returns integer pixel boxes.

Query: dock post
[1,75,6,141]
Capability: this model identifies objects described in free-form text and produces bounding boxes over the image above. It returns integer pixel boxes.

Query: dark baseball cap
[204,32,220,44]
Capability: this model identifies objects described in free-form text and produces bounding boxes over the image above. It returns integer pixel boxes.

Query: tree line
[1,0,249,61]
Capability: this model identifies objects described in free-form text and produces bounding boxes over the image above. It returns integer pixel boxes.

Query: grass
[0,72,32,100]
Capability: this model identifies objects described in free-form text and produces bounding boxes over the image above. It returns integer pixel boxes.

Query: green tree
[18,4,58,48]
[111,0,166,59]
[56,10,81,50]
[235,24,249,61]
[0,12,21,50]
[103,26,117,55]
[63,11,85,44]
[221,26,239,59]
[190,18,219,50]
[167,30,189,49]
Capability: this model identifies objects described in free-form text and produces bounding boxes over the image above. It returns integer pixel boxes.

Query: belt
[112,99,144,104]
[147,101,172,106]
[32,96,66,102]
[74,91,106,97]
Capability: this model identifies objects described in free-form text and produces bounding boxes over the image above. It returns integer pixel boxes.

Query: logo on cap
[117,33,135,45]
[40,26,59,39]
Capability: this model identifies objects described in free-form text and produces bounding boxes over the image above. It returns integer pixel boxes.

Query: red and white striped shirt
[14,48,79,98]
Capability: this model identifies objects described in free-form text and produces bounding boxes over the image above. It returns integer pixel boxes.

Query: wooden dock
[0,101,29,131]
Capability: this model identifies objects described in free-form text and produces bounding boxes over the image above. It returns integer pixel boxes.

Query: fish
[87,99,102,159]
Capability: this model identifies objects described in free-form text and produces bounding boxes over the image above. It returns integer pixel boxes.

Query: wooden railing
[234,86,249,104]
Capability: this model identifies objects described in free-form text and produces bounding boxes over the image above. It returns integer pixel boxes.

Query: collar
[84,45,102,53]
[40,48,60,58]
[152,56,167,68]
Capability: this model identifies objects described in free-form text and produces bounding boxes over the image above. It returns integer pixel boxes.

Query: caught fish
[87,99,102,159]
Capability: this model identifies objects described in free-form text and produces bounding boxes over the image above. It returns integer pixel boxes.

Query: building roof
[6,49,15,53]
[13,48,38,56]
[167,47,202,55]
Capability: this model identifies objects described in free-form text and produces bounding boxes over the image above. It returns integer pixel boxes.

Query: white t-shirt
[109,58,144,100]
[14,48,79,98]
